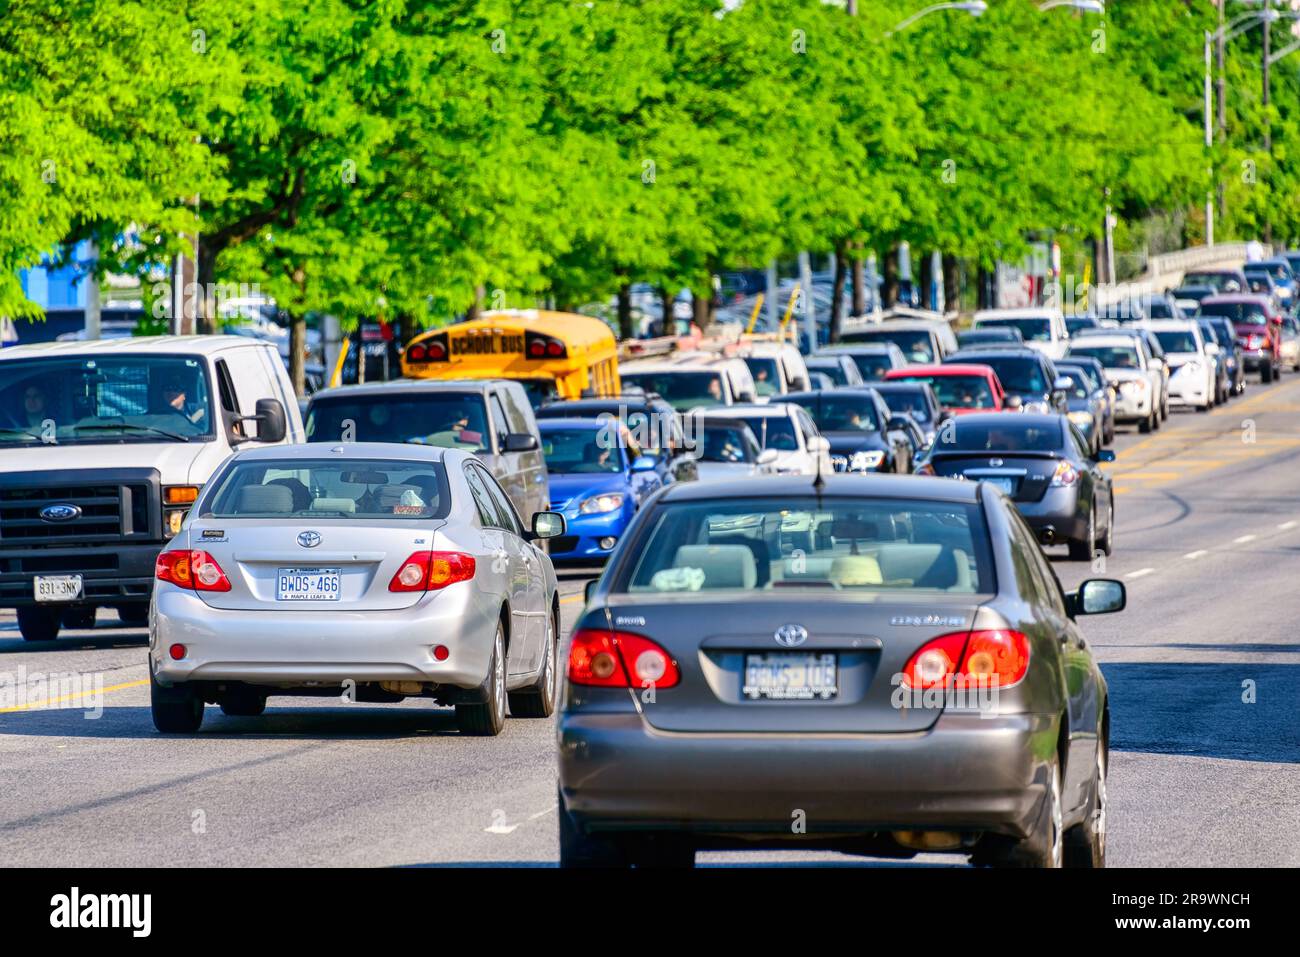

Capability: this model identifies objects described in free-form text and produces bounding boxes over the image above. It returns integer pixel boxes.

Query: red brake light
[567,629,680,688]
[901,629,1030,690]
[407,344,428,361]
[546,341,563,357]
[426,341,446,360]
[388,551,476,592]
[1049,460,1079,487]
[528,341,545,357]
[155,549,231,592]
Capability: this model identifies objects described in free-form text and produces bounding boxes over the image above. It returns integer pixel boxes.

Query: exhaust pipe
[1039,526,1057,544]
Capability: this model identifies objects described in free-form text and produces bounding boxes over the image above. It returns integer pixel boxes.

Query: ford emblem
[39,503,81,523]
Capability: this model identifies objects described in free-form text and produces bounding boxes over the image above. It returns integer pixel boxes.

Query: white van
[972,308,1070,360]
[0,336,303,641]
[737,340,812,400]
[620,353,758,412]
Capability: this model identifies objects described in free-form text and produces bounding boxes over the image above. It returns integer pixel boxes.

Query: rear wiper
[0,428,44,442]
[73,423,191,442]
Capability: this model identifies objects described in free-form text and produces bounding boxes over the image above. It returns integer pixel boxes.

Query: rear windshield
[1153,330,1199,354]
[1185,272,1244,293]
[898,373,994,409]
[936,420,1063,454]
[621,372,726,411]
[1197,301,1268,324]
[841,329,934,363]
[203,459,450,519]
[1055,370,1090,400]
[848,353,895,380]
[877,388,933,423]
[616,497,992,594]
[962,356,1045,394]
[307,393,490,451]
[805,358,851,385]
[699,424,760,463]
[976,317,1051,342]
[739,415,799,451]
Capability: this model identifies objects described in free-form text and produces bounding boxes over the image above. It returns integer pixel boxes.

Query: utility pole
[84,241,101,340]
[1263,10,1273,245]
[1205,31,1215,246]
[765,260,778,330]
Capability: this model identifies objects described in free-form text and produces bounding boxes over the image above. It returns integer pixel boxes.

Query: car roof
[890,363,994,377]
[234,441,463,464]
[537,417,608,430]
[943,411,1065,431]
[782,388,880,401]
[1141,319,1199,332]
[703,402,796,418]
[654,472,982,505]
[0,335,273,360]
[973,308,1064,320]
[1069,335,1140,347]
[816,343,899,354]
[947,347,1042,361]
[1200,293,1272,305]
[310,378,504,400]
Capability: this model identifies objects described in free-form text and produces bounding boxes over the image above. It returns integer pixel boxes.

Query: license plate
[34,575,83,602]
[743,652,838,701]
[275,567,342,602]
[979,476,1016,495]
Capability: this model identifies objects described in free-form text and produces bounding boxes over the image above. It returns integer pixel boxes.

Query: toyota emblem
[989,458,1004,468]
[39,503,81,523]
[774,624,808,648]
[297,531,322,548]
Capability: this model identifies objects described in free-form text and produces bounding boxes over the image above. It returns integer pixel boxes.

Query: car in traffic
[1182,268,1248,295]
[687,418,779,481]
[1244,258,1296,307]
[558,474,1123,867]
[1064,315,1104,338]
[815,342,910,381]
[149,443,567,735]
[1195,316,1241,401]
[871,380,945,449]
[1143,320,1217,412]
[696,403,832,477]
[884,363,1009,416]
[535,393,698,483]
[917,413,1115,560]
[943,348,1068,415]
[619,353,759,411]
[1172,284,1218,313]
[738,339,812,399]
[1065,334,1163,433]
[971,308,1070,360]
[1052,365,1108,455]
[1054,356,1115,446]
[539,418,667,562]
[1073,327,1171,422]
[956,327,1024,350]
[1280,316,1300,373]
[838,317,959,364]
[305,378,549,521]
[1196,294,1283,382]
[804,352,866,387]
[782,388,914,474]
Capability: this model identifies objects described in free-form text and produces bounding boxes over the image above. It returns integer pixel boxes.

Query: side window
[474,463,521,534]
[797,409,818,439]
[214,359,244,438]
[1067,425,1089,460]
[462,465,500,528]
[1014,511,1067,616]
[489,393,511,442]
[499,387,531,435]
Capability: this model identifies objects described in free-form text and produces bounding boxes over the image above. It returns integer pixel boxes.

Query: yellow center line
[559,593,584,604]
[0,678,148,714]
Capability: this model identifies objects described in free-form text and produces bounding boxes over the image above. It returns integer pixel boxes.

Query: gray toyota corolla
[558,474,1125,867]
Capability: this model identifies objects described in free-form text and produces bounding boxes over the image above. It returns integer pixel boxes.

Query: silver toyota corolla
[149,442,565,735]
[558,474,1125,867]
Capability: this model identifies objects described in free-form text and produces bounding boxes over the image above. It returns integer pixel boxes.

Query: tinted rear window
[203,459,450,519]
[307,393,490,451]
[936,419,1063,453]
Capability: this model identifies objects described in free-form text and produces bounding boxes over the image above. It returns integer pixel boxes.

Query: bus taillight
[525,330,567,360]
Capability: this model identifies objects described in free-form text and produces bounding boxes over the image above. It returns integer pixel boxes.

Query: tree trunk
[398,311,417,348]
[851,251,866,316]
[829,243,848,344]
[692,289,710,333]
[942,254,961,315]
[976,266,994,310]
[617,282,634,340]
[195,241,218,335]
[289,314,306,397]
[658,287,673,335]
[882,249,899,309]
[466,285,485,323]
[919,253,934,310]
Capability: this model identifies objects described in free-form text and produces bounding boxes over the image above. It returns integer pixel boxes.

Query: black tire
[1097,496,1114,557]
[456,620,507,736]
[116,602,149,627]
[150,666,204,733]
[1261,362,1274,384]
[508,606,558,719]
[61,607,97,630]
[219,685,267,717]
[1065,738,1107,868]
[1137,414,1151,434]
[558,792,694,868]
[972,756,1063,868]
[1068,506,1095,562]
[559,793,628,867]
[17,606,61,642]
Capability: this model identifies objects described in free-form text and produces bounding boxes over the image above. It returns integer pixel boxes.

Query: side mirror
[503,432,539,453]
[630,455,658,472]
[1071,578,1126,616]
[1205,342,1220,356]
[1096,448,1116,463]
[529,510,566,540]
[1005,395,1023,411]
[584,579,598,604]
[239,398,287,443]
[1053,376,1072,391]
[807,435,831,454]
[756,448,780,466]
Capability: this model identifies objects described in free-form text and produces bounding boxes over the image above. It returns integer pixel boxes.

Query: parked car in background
[538,418,665,562]
[1055,356,1116,445]
[972,308,1070,360]
[805,352,865,387]
[884,363,1009,416]
[783,389,914,474]
[870,380,945,449]
[943,348,1068,415]
[838,317,959,364]
[1196,294,1283,383]
[687,417,779,481]
[815,342,909,382]
[536,393,698,483]
[305,378,548,521]
[1142,320,1217,412]
[1066,334,1163,433]
[917,413,1115,560]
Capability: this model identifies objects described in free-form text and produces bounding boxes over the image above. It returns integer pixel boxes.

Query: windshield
[846,353,895,380]
[1185,272,1244,293]
[541,427,626,474]
[743,358,782,396]
[1068,345,1141,369]
[878,389,933,423]
[842,330,934,363]
[966,357,1045,395]
[899,374,995,409]
[306,393,490,451]
[739,415,800,451]
[617,497,992,594]
[621,372,726,411]
[203,459,450,519]
[935,420,1063,454]
[1057,363,1101,391]
[517,378,557,409]
[792,395,880,432]
[805,359,850,385]
[977,318,1051,342]
[1056,371,1090,401]
[699,425,760,463]
[1065,319,1097,335]
[1153,330,1199,354]
[0,355,214,444]
[1197,302,1268,324]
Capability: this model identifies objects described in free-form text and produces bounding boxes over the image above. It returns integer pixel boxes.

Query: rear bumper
[558,710,1058,839]
[1111,392,1153,420]
[1242,350,1274,370]
[150,582,497,689]
[0,541,160,608]
[1014,488,1087,543]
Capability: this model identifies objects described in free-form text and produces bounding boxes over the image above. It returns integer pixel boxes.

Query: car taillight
[901,629,1030,690]
[155,549,231,592]
[388,551,476,592]
[567,629,680,688]
[1049,460,1079,487]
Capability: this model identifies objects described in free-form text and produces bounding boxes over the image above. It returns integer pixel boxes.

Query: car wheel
[1065,739,1107,868]
[456,620,507,736]
[150,666,204,733]
[973,755,1064,868]
[61,607,97,630]
[559,790,628,867]
[1098,496,1115,556]
[558,795,694,868]
[1068,505,1095,562]
[1261,362,1274,383]
[16,606,61,642]
[117,602,149,627]
[219,685,267,717]
[508,606,558,718]
[1137,414,1151,434]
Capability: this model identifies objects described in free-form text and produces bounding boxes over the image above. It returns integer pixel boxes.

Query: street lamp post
[885,1,986,37]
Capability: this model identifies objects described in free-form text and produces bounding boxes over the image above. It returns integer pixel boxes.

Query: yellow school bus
[401,310,620,407]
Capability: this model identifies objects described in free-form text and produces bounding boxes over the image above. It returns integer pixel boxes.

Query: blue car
[538,418,667,561]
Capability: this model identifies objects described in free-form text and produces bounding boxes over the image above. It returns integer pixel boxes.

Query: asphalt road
[4,376,1300,867]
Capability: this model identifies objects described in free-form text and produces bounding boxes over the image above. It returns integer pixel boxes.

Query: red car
[883,363,1010,414]
[1197,294,1283,382]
